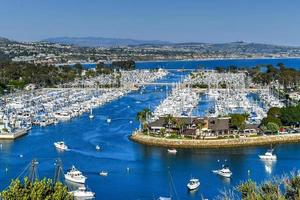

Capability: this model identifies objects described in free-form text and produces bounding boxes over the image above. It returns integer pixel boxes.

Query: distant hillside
[0,37,13,45]
[138,41,300,54]
[43,37,171,47]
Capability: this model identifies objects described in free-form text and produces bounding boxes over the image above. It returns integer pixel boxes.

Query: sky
[1,0,300,45]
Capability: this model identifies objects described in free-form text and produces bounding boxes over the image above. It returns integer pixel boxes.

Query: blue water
[136,58,300,70]
[0,59,300,199]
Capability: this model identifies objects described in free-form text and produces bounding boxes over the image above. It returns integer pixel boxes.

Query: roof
[208,117,230,131]
[148,117,204,129]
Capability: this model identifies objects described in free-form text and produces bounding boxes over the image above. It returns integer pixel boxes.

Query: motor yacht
[212,165,232,178]
[64,166,87,184]
[259,149,277,161]
[69,186,95,199]
[187,178,200,190]
[54,141,68,151]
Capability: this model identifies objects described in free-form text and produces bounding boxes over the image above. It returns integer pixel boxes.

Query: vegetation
[261,104,300,128]
[0,177,73,200]
[111,60,135,70]
[95,62,113,74]
[136,108,153,130]
[191,83,208,88]
[248,63,300,88]
[0,61,79,93]
[216,172,300,200]
[229,113,249,131]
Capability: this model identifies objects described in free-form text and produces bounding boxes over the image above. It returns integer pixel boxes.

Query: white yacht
[69,186,95,199]
[64,166,87,184]
[167,149,177,154]
[259,149,277,161]
[54,141,68,151]
[187,178,200,190]
[212,165,232,178]
[99,171,108,176]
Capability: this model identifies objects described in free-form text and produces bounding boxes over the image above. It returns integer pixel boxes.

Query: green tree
[1,177,73,200]
[266,122,279,134]
[229,113,248,132]
[74,63,83,76]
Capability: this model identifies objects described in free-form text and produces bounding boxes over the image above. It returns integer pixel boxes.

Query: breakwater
[130,132,300,149]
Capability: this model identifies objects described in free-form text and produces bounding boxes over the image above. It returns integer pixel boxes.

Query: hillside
[43,37,170,47]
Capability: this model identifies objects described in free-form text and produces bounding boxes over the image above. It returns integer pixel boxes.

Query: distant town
[1,36,300,65]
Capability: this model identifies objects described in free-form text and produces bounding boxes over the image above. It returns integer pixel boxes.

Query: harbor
[0,59,299,199]
[0,69,168,139]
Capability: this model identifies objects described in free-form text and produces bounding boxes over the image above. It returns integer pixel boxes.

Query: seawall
[130,132,300,149]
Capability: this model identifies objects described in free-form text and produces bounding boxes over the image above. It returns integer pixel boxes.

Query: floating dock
[0,129,28,140]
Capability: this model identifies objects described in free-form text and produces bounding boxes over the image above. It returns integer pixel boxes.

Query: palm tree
[164,114,175,132]
[175,118,185,135]
[136,108,153,130]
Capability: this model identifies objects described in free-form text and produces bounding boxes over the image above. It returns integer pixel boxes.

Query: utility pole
[54,158,63,183]
[28,159,39,182]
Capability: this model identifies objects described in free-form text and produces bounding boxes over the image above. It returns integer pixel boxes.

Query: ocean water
[0,59,300,199]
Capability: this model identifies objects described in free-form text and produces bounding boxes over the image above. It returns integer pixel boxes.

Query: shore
[130,132,300,149]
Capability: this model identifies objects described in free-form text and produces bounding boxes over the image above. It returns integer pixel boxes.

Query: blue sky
[1,0,300,45]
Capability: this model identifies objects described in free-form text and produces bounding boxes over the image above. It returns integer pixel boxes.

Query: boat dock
[0,129,28,140]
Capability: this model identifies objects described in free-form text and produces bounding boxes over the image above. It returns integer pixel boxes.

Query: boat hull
[65,174,86,184]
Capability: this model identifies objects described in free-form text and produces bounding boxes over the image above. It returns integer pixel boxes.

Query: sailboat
[89,108,94,119]
[157,170,177,200]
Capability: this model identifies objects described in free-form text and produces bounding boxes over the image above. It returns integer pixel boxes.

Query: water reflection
[263,160,276,174]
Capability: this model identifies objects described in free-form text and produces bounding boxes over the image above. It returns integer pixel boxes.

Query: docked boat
[54,141,68,151]
[64,166,87,184]
[99,171,108,176]
[69,186,95,199]
[89,108,94,119]
[212,165,232,178]
[259,149,277,161]
[187,178,200,190]
[167,149,177,154]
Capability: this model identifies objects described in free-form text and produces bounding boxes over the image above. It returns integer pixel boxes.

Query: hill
[43,37,171,47]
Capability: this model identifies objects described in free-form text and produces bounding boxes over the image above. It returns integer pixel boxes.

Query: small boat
[64,166,87,184]
[157,197,172,200]
[212,165,232,178]
[99,171,108,176]
[106,118,111,123]
[95,145,100,151]
[89,108,94,119]
[54,141,68,151]
[69,186,95,199]
[187,178,200,190]
[167,149,177,154]
[259,149,277,161]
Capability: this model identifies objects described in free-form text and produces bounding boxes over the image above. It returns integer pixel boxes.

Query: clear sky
[1,0,300,45]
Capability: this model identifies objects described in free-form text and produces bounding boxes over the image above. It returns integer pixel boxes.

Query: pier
[0,129,27,140]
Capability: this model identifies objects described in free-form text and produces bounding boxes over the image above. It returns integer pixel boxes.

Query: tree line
[1,177,73,200]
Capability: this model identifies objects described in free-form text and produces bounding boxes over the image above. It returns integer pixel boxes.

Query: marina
[0,59,299,199]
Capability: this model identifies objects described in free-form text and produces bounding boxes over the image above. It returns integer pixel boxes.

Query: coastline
[55,56,300,67]
[130,132,300,149]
